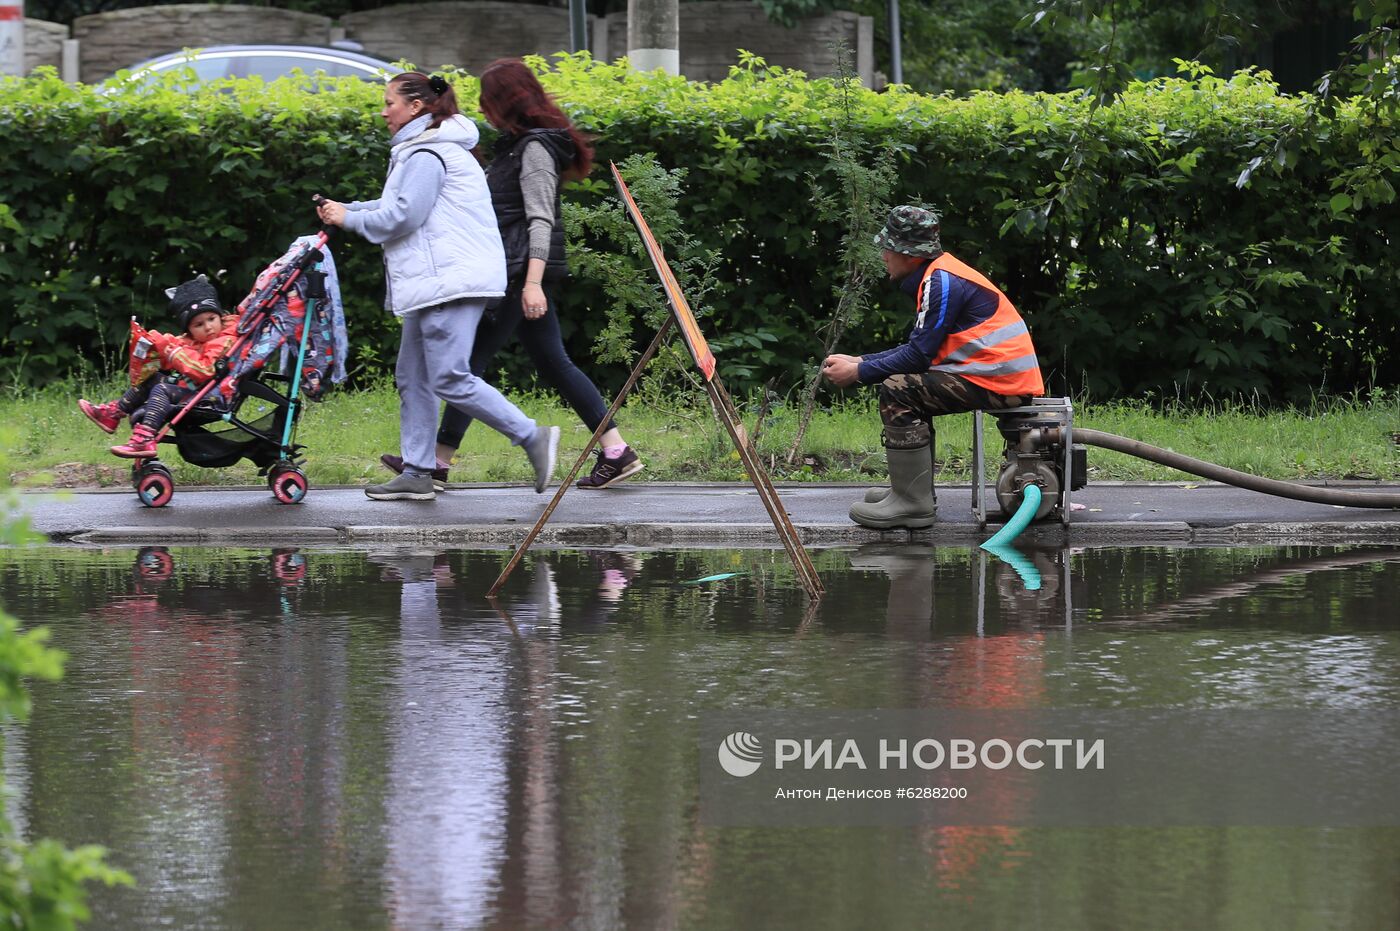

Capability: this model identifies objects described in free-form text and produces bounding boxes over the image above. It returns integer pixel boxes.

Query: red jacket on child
[143,313,242,387]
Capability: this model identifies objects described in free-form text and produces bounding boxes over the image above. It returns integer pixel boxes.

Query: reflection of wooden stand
[488,164,824,601]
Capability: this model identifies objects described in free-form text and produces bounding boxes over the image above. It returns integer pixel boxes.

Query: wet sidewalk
[18,481,1400,547]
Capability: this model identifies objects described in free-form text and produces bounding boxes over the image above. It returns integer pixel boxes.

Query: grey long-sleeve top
[520,139,560,264]
[342,114,446,244]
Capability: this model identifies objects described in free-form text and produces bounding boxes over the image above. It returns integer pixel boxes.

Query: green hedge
[1,55,1396,401]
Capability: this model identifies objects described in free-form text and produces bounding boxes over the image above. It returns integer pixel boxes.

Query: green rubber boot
[850,444,938,529]
[863,441,937,503]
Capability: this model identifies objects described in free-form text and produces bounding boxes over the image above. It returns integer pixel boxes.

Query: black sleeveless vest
[486,129,573,282]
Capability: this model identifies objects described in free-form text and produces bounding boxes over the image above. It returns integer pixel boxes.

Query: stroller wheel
[135,467,174,508]
[131,459,170,483]
[269,466,308,505]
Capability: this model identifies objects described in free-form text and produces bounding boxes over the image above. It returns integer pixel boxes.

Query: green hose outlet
[981,482,1043,550]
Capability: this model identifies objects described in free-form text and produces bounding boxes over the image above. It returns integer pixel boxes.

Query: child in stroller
[80,274,241,457]
[79,233,344,507]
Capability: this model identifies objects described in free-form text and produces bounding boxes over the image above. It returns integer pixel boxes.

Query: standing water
[1,544,1398,930]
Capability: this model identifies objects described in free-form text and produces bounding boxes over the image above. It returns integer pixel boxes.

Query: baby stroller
[129,232,345,508]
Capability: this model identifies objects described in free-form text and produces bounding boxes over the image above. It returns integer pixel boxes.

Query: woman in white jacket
[318,72,559,500]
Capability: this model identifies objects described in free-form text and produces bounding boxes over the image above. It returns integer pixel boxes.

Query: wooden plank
[489,164,824,602]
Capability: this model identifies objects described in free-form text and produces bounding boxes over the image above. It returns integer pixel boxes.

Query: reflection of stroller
[130,232,343,508]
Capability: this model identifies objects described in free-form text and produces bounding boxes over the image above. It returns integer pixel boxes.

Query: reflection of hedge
[2,57,1396,400]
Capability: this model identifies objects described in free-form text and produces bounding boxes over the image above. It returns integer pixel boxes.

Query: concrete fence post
[627,0,677,74]
[590,14,609,62]
[856,14,872,86]
[61,36,78,81]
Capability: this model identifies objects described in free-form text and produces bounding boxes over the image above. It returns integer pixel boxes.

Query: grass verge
[4,379,1397,489]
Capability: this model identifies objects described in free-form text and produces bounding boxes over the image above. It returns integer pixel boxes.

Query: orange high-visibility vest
[919,253,1044,397]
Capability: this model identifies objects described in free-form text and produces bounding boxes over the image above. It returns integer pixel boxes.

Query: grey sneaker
[524,425,560,493]
[380,453,448,492]
[365,472,436,501]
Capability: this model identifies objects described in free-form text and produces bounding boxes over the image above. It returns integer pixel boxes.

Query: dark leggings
[118,376,197,430]
[436,279,614,449]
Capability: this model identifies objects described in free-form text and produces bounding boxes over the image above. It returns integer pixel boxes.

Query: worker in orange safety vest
[822,205,1044,529]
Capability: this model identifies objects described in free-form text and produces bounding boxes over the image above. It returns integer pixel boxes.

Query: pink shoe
[111,424,159,459]
[79,399,125,434]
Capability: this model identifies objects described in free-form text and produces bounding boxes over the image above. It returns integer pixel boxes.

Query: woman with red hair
[379,59,644,490]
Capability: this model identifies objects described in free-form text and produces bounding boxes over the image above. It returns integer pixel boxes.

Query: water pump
[985,402,1399,519]
[991,404,1087,521]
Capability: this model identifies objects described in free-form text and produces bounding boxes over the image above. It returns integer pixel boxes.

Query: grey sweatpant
[396,300,536,475]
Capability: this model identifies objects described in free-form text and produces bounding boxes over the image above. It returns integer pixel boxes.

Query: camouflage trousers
[877,372,1028,449]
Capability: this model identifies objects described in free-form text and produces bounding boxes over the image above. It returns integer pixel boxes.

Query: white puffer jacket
[378,115,507,315]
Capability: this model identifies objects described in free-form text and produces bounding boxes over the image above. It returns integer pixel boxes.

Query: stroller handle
[234,231,329,335]
[295,231,330,270]
[311,194,339,238]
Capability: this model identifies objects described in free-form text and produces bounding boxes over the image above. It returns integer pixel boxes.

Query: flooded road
[2,544,1398,929]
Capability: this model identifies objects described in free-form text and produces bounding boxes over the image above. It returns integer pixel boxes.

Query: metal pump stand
[971,396,1074,528]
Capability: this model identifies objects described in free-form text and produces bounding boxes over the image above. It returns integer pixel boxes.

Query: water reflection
[1109,547,1400,627]
[981,542,1042,591]
[0,544,1397,929]
[369,551,508,927]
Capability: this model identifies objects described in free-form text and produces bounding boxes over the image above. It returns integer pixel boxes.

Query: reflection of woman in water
[486,551,641,631]
[371,549,511,926]
[577,551,641,625]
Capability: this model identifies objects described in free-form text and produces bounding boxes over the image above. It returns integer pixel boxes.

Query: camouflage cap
[873,205,942,257]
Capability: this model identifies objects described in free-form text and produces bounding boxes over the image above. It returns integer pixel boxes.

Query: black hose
[1071,428,1400,509]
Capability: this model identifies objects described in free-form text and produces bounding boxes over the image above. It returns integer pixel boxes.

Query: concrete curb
[30,480,1399,549]
[61,520,1400,548]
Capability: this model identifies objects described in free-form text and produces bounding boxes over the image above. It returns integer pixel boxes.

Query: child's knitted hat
[165,275,222,332]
